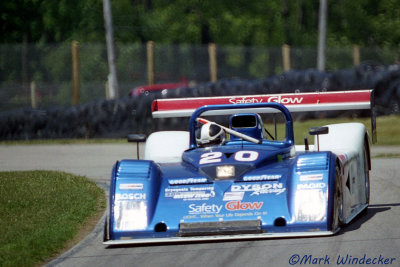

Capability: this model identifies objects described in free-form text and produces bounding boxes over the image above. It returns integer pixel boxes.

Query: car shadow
[337,202,399,234]
[105,203,399,248]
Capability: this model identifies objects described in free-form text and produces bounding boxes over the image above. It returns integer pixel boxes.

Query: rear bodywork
[104,91,372,245]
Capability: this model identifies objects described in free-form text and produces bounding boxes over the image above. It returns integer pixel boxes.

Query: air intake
[179,220,262,236]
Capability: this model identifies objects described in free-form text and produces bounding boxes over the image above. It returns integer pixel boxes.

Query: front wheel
[103,216,109,242]
[363,145,370,205]
[331,166,343,232]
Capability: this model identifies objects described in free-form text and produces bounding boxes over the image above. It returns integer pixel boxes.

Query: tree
[1,0,400,48]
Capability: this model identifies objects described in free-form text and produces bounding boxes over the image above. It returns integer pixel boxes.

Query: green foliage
[328,0,400,48]
[1,0,400,48]
[248,47,271,78]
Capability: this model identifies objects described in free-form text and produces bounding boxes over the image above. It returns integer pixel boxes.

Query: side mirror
[127,134,146,143]
[127,134,147,159]
[309,127,329,151]
[309,127,329,136]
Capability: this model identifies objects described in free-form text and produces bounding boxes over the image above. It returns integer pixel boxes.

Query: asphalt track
[1,144,399,267]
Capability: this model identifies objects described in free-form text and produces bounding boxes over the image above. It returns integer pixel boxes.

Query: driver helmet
[196,123,225,146]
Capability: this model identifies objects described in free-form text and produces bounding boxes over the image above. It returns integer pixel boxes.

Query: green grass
[0,171,106,267]
[291,115,400,146]
[373,153,400,158]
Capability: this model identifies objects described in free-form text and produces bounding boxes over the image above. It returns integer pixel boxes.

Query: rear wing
[151,90,376,143]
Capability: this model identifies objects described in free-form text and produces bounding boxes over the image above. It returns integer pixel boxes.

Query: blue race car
[104,91,374,245]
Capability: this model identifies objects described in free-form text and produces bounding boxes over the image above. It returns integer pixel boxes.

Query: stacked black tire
[1,62,399,140]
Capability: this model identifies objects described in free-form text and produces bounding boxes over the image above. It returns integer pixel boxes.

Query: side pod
[290,152,334,231]
[106,160,161,242]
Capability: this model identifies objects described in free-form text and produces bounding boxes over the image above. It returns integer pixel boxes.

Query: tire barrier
[1,62,399,140]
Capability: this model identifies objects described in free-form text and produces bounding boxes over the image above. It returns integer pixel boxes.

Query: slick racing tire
[360,142,370,217]
[363,144,370,205]
[332,166,343,232]
[103,216,110,242]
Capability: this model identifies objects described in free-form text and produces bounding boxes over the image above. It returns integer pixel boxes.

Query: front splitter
[104,230,335,246]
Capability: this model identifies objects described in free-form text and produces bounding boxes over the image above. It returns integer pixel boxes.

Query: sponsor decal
[223,191,244,201]
[229,97,264,104]
[299,174,323,181]
[225,201,263,211]
[165,186,215,201]
[189,203,222,214]
[266,96,304,104]
[170,191,215,200]
[228,96,304,105]
[337,154,348,163]
[183,215,197,219]
[165,187,189,193]
[191,186,214,191]
[115,193,146,200]
[169,177,208,185]
[165,186,214,192]
[243,174,282,181]
[119,183,143,190]
[231,183,286,196]
[297,182,326,190]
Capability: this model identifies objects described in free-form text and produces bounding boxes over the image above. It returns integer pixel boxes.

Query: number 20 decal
[199,152,223,164]
[199,151,259,165]
[234,151,259,162]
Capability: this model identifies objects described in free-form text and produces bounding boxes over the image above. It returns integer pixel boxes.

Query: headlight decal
[295,189,327,222]
[292,153,332,223]
[114,200,148,231]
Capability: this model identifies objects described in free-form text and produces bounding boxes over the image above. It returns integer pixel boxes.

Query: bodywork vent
[117,160,151,179]
[296,154,328,172]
